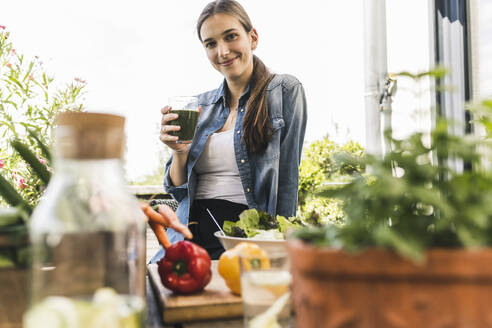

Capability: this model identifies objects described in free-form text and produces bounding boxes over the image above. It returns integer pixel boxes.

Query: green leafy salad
[222,209,304,240]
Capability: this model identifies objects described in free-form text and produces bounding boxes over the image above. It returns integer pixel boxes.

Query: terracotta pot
[287,239,492,328]
[0,232,29,328]
[0,268,28,328]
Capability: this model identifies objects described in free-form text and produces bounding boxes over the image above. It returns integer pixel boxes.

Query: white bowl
[214,231,286,255]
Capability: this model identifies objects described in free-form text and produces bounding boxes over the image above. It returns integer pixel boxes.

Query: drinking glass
[239,249,292,328]
[168,96,199,144]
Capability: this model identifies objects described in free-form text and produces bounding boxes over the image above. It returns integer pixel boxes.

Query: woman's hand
[140,203,193,249]
[159,106,190,153]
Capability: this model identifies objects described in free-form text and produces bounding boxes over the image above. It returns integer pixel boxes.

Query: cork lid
[55,112,125,159]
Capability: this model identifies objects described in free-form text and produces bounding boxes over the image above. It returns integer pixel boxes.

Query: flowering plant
[0,25,88,268]
[0,25,86,206]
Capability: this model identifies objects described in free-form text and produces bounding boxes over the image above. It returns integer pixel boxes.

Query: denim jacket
[157,74,307,257]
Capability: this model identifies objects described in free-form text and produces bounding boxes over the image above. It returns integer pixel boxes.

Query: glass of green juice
[168,96,199,144]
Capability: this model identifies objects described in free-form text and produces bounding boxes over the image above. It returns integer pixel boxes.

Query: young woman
[154,0,307,260]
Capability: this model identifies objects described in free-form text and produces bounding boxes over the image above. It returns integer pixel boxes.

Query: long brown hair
[197,0,275,153]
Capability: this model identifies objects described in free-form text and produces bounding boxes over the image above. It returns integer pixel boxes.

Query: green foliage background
[0,26,87,268]
[0,27,86,207]
[297,137,364,225]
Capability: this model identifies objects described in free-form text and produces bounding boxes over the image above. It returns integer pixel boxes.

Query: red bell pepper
[158,240,212,294]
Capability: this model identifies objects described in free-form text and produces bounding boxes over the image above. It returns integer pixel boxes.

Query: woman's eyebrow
[221,28,238,35]
[203,28,239,44]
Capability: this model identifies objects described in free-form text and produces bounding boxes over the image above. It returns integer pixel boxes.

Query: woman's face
[200,13,257,83]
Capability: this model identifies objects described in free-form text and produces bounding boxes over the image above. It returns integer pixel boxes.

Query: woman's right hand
[140,203,193,249]
[159,106,190,153]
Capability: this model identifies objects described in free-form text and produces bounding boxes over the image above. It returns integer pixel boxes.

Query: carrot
[140,202,170,226]
[157,205,193,240]
[149,221,171,249]
[140,202,193,242]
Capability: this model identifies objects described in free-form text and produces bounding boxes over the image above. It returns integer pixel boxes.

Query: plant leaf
[11,138,51,185]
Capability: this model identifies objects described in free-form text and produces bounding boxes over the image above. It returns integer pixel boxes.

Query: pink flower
[0,25,6,30]
[19,178,27,189]
[0,159,4,168]
[5,63,11,68]
[10,49,16,55]
[28,74,34,80]
[37,157,47,165]
[74,77,87,84]
[34,56,43,65]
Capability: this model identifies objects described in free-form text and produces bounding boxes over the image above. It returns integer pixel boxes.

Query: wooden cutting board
[148,261,243,324]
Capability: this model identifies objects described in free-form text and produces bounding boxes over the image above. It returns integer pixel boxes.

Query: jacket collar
[212,79,251,106]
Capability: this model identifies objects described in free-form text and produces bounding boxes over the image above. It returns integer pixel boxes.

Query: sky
[1,0,431,181]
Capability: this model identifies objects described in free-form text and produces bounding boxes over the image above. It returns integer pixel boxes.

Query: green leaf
[0,224,28,249]
[7,75,24,90]
[0,173,32,214]
[0,207,23,227]
[257,210,279,230]
[222,221,246,238]
[11,138,51,185]
[289,224,340,248]
[236,209,260,237]
[373,226,424,263]
[22,61,34,81]
[0,251,15,268]
[396,67,448,80]
[16,246,31,267]
[223,221,235,236]
[277,216,301,234]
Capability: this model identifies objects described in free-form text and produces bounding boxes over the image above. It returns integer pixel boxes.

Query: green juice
[169,109,199,143]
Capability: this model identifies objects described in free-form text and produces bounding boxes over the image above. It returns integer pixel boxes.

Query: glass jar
[24,112,146,328]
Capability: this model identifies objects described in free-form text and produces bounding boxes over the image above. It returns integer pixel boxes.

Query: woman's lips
[220,57,238,66]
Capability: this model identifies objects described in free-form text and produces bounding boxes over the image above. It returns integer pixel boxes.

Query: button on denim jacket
[152,74,307,262]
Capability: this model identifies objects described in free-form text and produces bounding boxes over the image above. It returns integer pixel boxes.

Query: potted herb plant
[287,98,492,327]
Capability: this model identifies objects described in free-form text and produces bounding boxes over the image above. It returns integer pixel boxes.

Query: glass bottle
[24,112,146,328]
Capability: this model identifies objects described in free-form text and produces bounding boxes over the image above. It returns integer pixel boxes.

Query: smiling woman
[200,13,258,90]
[153,0,308,261]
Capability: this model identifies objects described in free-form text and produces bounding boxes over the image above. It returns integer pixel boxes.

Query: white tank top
[194,129,248,205]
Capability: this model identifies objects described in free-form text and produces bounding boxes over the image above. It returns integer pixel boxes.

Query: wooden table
[145,231,243,327]
[145,276,243,328]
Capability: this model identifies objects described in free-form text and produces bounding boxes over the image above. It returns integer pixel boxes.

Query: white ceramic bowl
[214,231,286,255]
